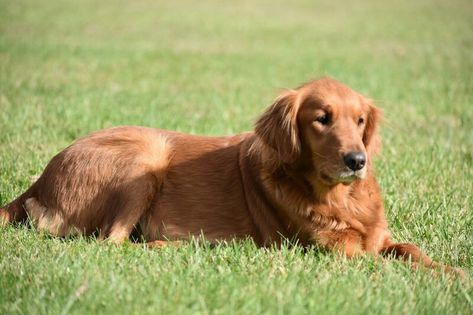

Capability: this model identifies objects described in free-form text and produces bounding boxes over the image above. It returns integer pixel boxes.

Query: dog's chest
[309,208,350,231]
[304,192,368,231]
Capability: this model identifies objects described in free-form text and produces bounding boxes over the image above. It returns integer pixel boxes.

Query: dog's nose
[343,152,366,171]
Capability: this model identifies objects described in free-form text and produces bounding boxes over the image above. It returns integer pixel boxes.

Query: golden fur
[0,77,463,276]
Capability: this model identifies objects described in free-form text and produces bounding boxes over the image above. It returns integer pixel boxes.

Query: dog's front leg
[314,228,365,258]
[381,241,466,278]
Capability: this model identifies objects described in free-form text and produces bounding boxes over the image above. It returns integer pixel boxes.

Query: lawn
[0,0,472,314]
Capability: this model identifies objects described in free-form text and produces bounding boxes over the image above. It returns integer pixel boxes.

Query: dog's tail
[0,185,36,226]
[0,206,9,225]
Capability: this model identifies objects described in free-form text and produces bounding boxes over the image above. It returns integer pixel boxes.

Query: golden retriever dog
[0,77,462,275]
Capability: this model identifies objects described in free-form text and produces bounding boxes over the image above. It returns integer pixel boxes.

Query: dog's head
[255,77,381,185]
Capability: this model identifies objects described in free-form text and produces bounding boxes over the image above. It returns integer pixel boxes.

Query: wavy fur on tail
[0,185,36,225]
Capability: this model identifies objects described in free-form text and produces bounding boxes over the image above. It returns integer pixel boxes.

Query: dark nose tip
[343,151,366,171]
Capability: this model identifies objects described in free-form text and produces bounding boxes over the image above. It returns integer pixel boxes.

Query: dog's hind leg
[102,175,158,244]
[24,197,70,236]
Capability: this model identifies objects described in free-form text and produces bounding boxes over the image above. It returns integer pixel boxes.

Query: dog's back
[0,126,263,243]
[138,131,260,242]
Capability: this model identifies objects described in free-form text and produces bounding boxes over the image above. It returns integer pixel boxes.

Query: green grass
[1,0,472,314]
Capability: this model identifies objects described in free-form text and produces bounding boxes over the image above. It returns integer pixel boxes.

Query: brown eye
[358,117,364,126]
[315,114,330,125]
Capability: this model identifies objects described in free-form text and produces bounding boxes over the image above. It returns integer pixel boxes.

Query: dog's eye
[315,114,330,125]
[358,117,364,126]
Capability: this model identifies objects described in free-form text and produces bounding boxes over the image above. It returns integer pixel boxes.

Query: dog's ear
[362,98,382,157]
[255,90,300,163]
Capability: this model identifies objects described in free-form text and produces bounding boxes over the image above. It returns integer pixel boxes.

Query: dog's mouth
[320,168,366,185]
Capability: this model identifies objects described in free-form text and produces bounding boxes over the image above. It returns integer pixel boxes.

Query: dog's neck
[250,137,355,205]
[285,155,356,206]
[244,137,372,244]
[312,180,352,205]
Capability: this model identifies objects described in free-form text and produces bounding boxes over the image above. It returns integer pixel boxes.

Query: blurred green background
[1,0,472,314]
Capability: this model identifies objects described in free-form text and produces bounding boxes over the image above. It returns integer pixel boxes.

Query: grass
[0,0,472,314]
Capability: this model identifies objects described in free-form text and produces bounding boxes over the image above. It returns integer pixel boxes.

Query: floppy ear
[254,90,300,163]
[362,98,382,156]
